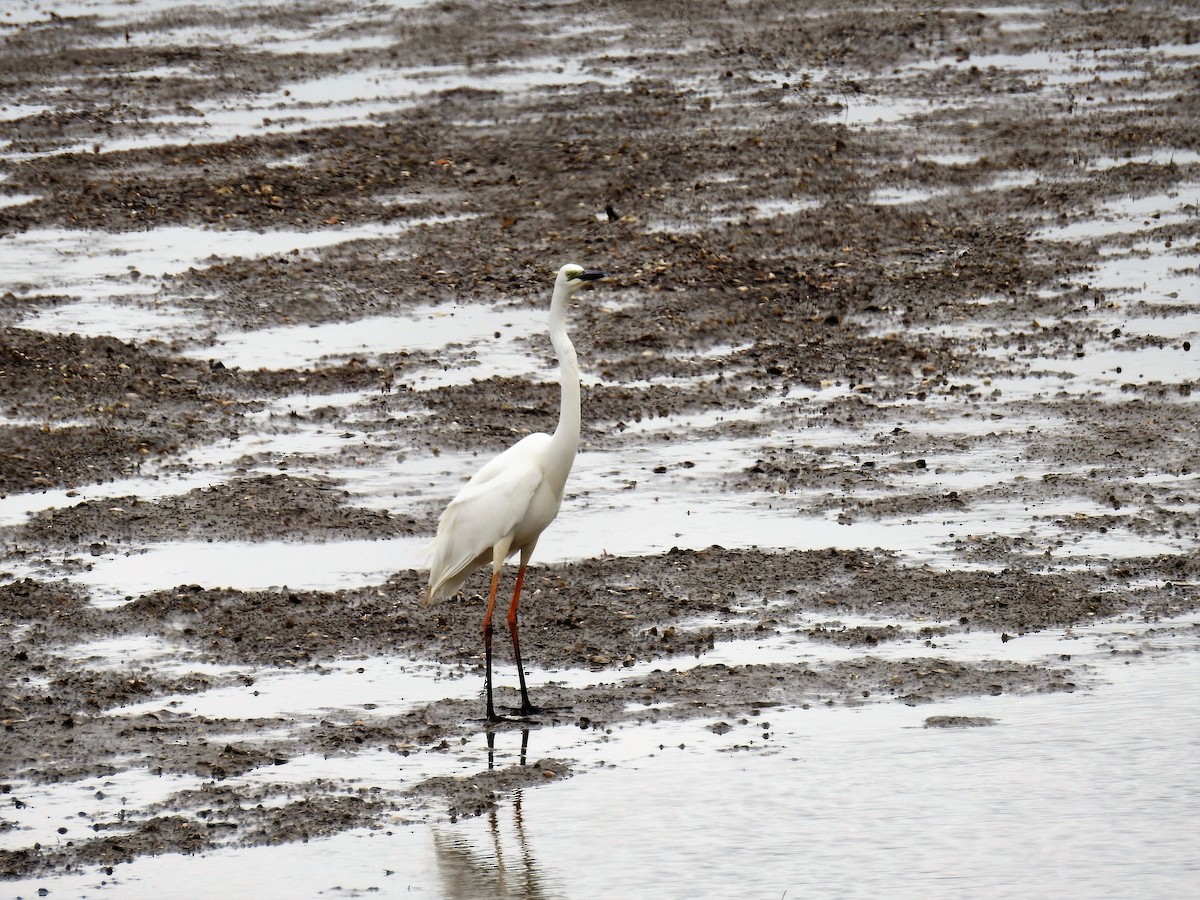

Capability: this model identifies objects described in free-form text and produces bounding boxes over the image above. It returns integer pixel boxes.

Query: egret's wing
[425,438,549,601]
[459,432,551,493]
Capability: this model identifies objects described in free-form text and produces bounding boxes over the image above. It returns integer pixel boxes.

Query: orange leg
[481,568,503,722]
[506,563,537,715]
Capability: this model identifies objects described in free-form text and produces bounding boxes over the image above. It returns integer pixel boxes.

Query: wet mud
[1,0,1197,883]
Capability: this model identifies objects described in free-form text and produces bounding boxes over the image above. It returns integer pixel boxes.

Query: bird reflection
[488,726,530,769]
[431,728,563,899]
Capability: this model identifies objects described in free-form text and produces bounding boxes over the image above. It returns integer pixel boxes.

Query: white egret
[422,263,606,721]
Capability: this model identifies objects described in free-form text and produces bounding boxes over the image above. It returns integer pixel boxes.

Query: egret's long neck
[548,281,580,478]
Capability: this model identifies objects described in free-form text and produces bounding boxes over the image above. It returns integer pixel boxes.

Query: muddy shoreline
[1,0,1197,885]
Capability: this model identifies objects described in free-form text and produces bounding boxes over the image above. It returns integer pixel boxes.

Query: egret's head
[558,263,607,291]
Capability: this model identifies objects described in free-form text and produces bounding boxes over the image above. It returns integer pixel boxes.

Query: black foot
[497,701,551,719]
[482,710,526,727]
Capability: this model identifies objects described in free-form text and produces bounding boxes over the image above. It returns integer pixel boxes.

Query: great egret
[422,263,606,722]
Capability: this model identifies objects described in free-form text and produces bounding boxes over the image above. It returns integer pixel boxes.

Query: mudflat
[1,0,1196,885]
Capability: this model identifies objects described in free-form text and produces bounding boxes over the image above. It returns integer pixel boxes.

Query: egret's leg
[506,563,537,715]
[481,567,503,723]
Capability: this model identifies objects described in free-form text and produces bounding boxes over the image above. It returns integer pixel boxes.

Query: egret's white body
[423,430,565,600]
[423,263,605,721]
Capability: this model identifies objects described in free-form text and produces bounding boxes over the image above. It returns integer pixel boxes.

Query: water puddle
[1088,247,1200,311]
[69,538,427,606]
[869,185,947,206]
[1085,149,1200,169]
[64,634,238,675]
[0,191,39,207]
[1038,189,1198,243]
[16,296,205,342]
[711,197,823,222]
[186,299,545,372]
[0,767,202,856]
[3,219,461,310]
[910,44,1200,82]
[114,655,472,721]
[1034,342,1195,386]
[823,96,961,127]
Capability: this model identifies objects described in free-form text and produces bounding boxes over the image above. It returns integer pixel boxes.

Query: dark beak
[580,270,607,281]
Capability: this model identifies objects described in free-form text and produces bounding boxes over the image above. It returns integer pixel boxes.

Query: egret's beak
[579,270,607,282]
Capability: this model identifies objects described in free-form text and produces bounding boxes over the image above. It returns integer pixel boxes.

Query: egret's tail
[419,538,440,607]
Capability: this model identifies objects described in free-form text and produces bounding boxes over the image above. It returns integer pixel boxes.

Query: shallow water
[512,653,1199,899]
[12,623,1199,898]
